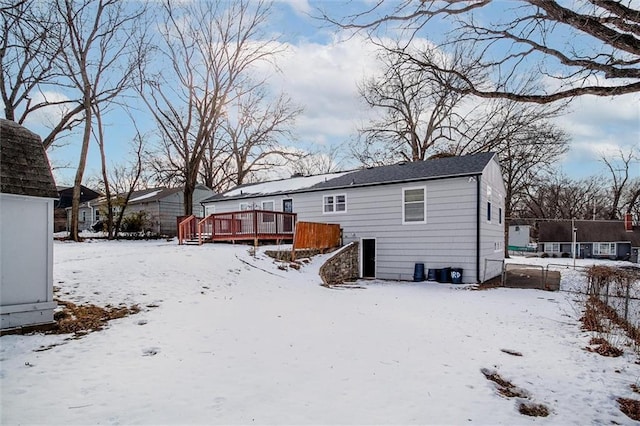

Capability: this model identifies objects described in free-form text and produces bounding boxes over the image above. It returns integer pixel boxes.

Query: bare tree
[56,0,147,241]
[290,145,346,176]
[601,147,639,219]
[518,173,607,220]
[354,44,477,165]
[0,0,87,148]
[324,1,640,103]
[220,88,303,186]
[138,0,282,215]
[93,105,148,239]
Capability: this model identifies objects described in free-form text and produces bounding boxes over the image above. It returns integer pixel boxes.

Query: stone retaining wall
[319,242,359,286]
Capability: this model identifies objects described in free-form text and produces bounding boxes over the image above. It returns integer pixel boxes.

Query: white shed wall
[1,194,56,328]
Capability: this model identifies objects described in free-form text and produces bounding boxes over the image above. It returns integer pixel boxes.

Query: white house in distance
[201,152,506,284]
[73,184,215,236]
[0,119,58,331]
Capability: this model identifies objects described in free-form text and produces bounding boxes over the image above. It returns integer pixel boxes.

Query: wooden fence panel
[293,221,341,254]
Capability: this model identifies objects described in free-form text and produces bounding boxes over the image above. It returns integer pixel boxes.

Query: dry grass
[618,397,640,421]
[50,300,140,336]
[518,402,550,417]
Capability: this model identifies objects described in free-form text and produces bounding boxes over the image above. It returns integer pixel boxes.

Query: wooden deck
[178,210,297,245]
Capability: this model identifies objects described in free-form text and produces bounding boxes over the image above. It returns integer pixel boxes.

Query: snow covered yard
[1,241,639,425]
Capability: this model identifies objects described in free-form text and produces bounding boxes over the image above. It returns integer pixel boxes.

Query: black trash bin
[450,268,463,284]
[438,267,451,283]
[426,268,437,281]
[413,263,425,282]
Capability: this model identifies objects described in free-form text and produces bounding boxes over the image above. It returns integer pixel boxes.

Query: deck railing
[194,210,297,245]
[177,215,199,245]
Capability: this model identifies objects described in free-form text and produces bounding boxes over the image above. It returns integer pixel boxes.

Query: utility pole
[572,218,577,269]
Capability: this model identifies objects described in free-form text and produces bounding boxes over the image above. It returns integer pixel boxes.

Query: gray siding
[205,157,506,284]
[479,160,507,282]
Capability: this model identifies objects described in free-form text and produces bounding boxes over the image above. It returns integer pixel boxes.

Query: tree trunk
[70,102,92,241]
[183,183,194,216]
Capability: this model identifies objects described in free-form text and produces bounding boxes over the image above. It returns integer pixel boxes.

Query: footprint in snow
[142,347,160,357]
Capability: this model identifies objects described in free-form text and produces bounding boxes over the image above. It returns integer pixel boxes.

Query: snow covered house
[0,119,58,330]
[73,185,215,236]
[201,152,506,283]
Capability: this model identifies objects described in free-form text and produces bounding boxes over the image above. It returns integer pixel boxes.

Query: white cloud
[21,91,75,130]
[275,0,313,16]
[553,93,640,178]
[253,33,381,151]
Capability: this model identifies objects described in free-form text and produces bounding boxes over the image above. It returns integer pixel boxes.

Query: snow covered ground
[1,240,639,425]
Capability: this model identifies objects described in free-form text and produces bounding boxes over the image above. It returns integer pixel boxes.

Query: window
[486,186,492,222]
[545,243,560,253]
[81,211,86,222]
[239,202,251,211]
[323,194,346,214]
[593,243,615,256]
[95,210,101,221]
[499,207,502,224]
[261,200,275,222]
[403,187,426,223]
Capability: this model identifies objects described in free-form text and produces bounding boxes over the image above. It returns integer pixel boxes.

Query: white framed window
[239,202,251,211]
[403,186,426,224]
[498,207,502,224]
[323,194,346,214]
[204,205,215,216]
[545,243,560,253]
[593,243,615,256]
[81,211,86,222]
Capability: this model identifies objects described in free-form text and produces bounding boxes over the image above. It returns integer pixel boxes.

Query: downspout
[476,174,481,283]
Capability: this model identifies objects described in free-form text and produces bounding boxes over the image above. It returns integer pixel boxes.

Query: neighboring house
[0,119,58,330]
[538,217,640,262]
[508,223,533,248]
[54,185,102,232]
[202,152,506,284]
[71,184,215,236]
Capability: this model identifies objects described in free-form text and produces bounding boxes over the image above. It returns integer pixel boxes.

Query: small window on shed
[487,201,492,222]
[499,207,502,224]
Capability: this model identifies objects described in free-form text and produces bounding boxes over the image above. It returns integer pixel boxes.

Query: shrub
[121,211,150,233]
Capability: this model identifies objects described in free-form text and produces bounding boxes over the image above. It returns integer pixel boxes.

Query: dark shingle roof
[312,152,496,190]
[207,152,497,202]
[539,220,640,246]
[0,119,57,198]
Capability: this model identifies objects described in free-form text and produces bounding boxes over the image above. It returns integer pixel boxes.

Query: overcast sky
[29,0,639,187]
